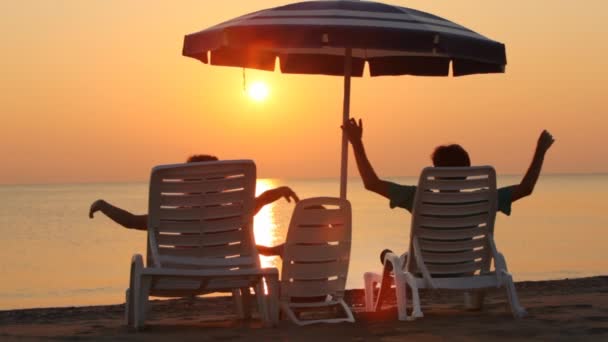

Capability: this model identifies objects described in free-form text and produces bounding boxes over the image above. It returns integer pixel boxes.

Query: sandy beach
[1,276,607,341]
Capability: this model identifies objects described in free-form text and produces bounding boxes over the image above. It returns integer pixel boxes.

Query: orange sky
[1,0,607,184]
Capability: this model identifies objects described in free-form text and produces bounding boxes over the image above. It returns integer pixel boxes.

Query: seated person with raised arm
[89,154,299,256]
[342,118,555,310]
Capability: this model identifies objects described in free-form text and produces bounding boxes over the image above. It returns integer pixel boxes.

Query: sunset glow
[0,0,607,185]
[254,179,281,269]
[247,81,269,102]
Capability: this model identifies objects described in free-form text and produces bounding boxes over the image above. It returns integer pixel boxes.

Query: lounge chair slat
[292,208,349,226]
[158,243,249,259]
[156,220,202,233]
[285,244,350,262]
[200,216,245,232]
[199,177,248,193]
[202,204,245,220]
[158,207,201,220]
[421,168,492,178]
[416,226,488,240]
[157,233,200,247]
[160,190,246,207]
[283,260,349,280]
[201,229,248,246]
[157,255,255,268]
[418,202,491,216]
[423,178,491,190]
[156,230,248,247]
[154,163,246,179]
[421,249,487,263]
[425,260,483,274]
[160,194,202,207]
[158,204,244,221]
[420,191,491,204]
[202,191,246,206]
[287,226,349,244]
[281,278,346,298]
[417,213,490,228]
[418,238,486,252]
[157,219,245,234]
[158,177,247,194]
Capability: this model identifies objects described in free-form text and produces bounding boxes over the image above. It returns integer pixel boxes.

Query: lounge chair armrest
[495,252,507,271]
[383,251,403,272]
[131,254,144,268]
[494,252,509,285]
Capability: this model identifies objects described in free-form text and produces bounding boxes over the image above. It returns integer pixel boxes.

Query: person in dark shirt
[342,117,555,310]
[89,154,299,256]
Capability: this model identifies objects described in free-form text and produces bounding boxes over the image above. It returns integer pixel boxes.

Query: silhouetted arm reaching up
[89,200,148,230]
[509,130,555,202]
[253,186,299,215]
[342,118,391,199]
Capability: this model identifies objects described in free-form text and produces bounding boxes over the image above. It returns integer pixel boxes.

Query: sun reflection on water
[254,179,281,269]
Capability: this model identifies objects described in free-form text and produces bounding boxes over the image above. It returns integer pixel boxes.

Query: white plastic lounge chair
[125,160,279,330]
[280,197,355,325]
[363,166,527,321]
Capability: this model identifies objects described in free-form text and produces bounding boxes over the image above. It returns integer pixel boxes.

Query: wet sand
[1,276,607,341]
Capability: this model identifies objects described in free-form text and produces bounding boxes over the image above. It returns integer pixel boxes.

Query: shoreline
[1,276,607,340]
[2,275,606,314]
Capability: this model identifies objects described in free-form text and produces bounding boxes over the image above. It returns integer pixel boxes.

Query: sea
[1,174,606,310]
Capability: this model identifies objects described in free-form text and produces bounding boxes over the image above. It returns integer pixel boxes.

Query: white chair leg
[255,281,270,326]
[129,255,144,330]
[132,276,142,330]
[405,272,423,319]
[339,299,356,323]
[233,289,245,319]
[394,273,409,321]
[363,272,378,312]
[233,287,253,319]
[125,288,133,327]
[502,271,527,318]
[242,287,253,319]
[281,302,301,325]
[136,277,151,329]
[267,275,280,326]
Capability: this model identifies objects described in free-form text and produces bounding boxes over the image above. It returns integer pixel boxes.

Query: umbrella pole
[340,48,352,199]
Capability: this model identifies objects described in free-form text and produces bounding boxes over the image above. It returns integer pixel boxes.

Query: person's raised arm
[341,118,390,198]
[89,199,148,230]
[510,130,555,202]
[253,186,299,215]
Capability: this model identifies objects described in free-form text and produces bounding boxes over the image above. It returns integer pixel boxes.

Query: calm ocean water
[1,174,607,310]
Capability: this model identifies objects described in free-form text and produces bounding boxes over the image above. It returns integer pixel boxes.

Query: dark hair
[186,154,218,163]
[431,144,470,167]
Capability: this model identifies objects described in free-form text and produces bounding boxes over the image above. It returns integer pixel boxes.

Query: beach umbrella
[182,0,506,199]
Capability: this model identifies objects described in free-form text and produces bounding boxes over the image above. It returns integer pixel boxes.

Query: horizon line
[2,171,607,187]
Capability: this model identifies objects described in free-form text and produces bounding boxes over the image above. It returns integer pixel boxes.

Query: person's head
[431,144,470,167]
[186,154,218,163]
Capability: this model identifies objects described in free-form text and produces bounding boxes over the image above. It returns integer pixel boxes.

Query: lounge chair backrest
[281,197,352,302]
[408,166,497,282]
[147,160,259,271]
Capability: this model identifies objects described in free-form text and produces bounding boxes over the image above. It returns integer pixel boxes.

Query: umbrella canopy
[182,0,507,197]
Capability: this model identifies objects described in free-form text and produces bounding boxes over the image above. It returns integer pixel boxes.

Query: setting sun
[247,81,269,102]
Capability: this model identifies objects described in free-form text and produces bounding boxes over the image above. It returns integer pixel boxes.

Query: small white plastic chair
[280,197,355,325]
[125,160,279,330]
[364,166,527,321]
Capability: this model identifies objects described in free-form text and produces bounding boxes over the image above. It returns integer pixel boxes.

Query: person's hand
[89,199,106,218]
[275,186,300,203]
[341,118,363,145]
[536,130,555,155]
